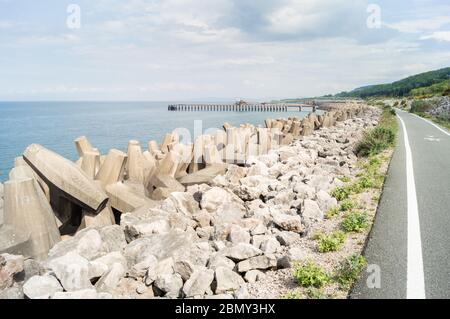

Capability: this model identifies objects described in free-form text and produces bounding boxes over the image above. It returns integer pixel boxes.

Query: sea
[0,101,317,181]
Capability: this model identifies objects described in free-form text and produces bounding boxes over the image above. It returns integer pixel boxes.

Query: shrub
[341,211,368,233]
[331,186,351,201]
[318,231,346,253]
[325,206,340,219]
[355,127,396,157]
[339,199,355,212]
[355,175,375,190]
[335,254,367,288]
[293,261,330,288]
[338,176,351,183]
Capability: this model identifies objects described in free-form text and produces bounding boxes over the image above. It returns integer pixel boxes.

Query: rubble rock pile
[0,103,379,299]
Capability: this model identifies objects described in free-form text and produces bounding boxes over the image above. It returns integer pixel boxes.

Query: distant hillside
[336,67,450,98]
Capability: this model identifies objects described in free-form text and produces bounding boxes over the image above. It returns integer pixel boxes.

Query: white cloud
[386,16,450,33]
[421,31,450,42]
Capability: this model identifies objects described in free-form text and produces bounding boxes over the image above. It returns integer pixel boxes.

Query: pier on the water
[168,101,317,112]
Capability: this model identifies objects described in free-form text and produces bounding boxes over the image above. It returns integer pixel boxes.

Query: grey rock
[214,267,245,294]
[173,259,196,281]
[154,273,183,298]
[234,286,250,299]
[237,255,277,273]
[182,268,214,297]
[130,255,158,278]
[207,253,235,270]
[76,229,103,260]
[276,231,299,246]
[145,258,174,285]
[224,243,262,261]
[250,224,267,236]
[315,190,337,213]
[302,199,323,221]
[244,270,264,283]
[260,237,280,254]
[228,226,250,244]
[23,275,63,299]
[124,231,195,267]
[272,213,303,233]
[98,225,127,253]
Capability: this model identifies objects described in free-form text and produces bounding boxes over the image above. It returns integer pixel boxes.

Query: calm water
[0,101,315,181]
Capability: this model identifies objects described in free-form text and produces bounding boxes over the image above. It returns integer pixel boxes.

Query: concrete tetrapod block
[158,151,182,177]
[74,136,94,157]
[3,178,61,260]
[9,162,51,202]
[204,144,223,166]
[78,205,115,230]
[161,133,178,154]
[178,164,228,186]
[126,140,155,185]
[105,182,157,214]
[80,150,100,179]
[147,174,185,193]
[23,144,108,213]
[95,149,127,189]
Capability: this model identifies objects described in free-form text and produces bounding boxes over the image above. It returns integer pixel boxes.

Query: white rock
[272,213,303,233]
[228,226,250,244]
[145,258,174,285]
[207,253,235,270]
[214,267,245,294]
[154,273,183,298]
[315,190,337,212]
[48,251,93,292]
[276,231,299,246]
[244,270,264,283]
[182,269,214,297]
[237,255,277,272]
[23,275,63,299]
[76,229,103,260]
[225,243,262,261]
[260,237,281,254]
[302,199,323,221]
[95,262,126,293]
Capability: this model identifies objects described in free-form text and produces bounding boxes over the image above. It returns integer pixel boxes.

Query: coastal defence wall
[0,102,368,261]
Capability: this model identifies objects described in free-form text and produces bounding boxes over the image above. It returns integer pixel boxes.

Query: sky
[0,0,450,101]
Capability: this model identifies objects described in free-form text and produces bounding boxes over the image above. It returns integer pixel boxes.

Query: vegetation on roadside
[341,211,369,233]
[335,254,367,289]
[410,99,450,130]
[293,261,330,288]
[355,105,398,157]
[317,231,346,253]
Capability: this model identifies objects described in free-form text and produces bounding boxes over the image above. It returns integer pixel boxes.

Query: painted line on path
[397,113,426,299]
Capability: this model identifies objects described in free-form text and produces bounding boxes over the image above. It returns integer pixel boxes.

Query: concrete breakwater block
[106,182,158,214]
[3,178,61,260]
[95,149,127,189]
[23,144,108,213]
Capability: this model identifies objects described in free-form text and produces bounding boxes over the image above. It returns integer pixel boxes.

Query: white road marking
[411,113,450,137]
[397,114,426,299]
[424,137,441,142]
